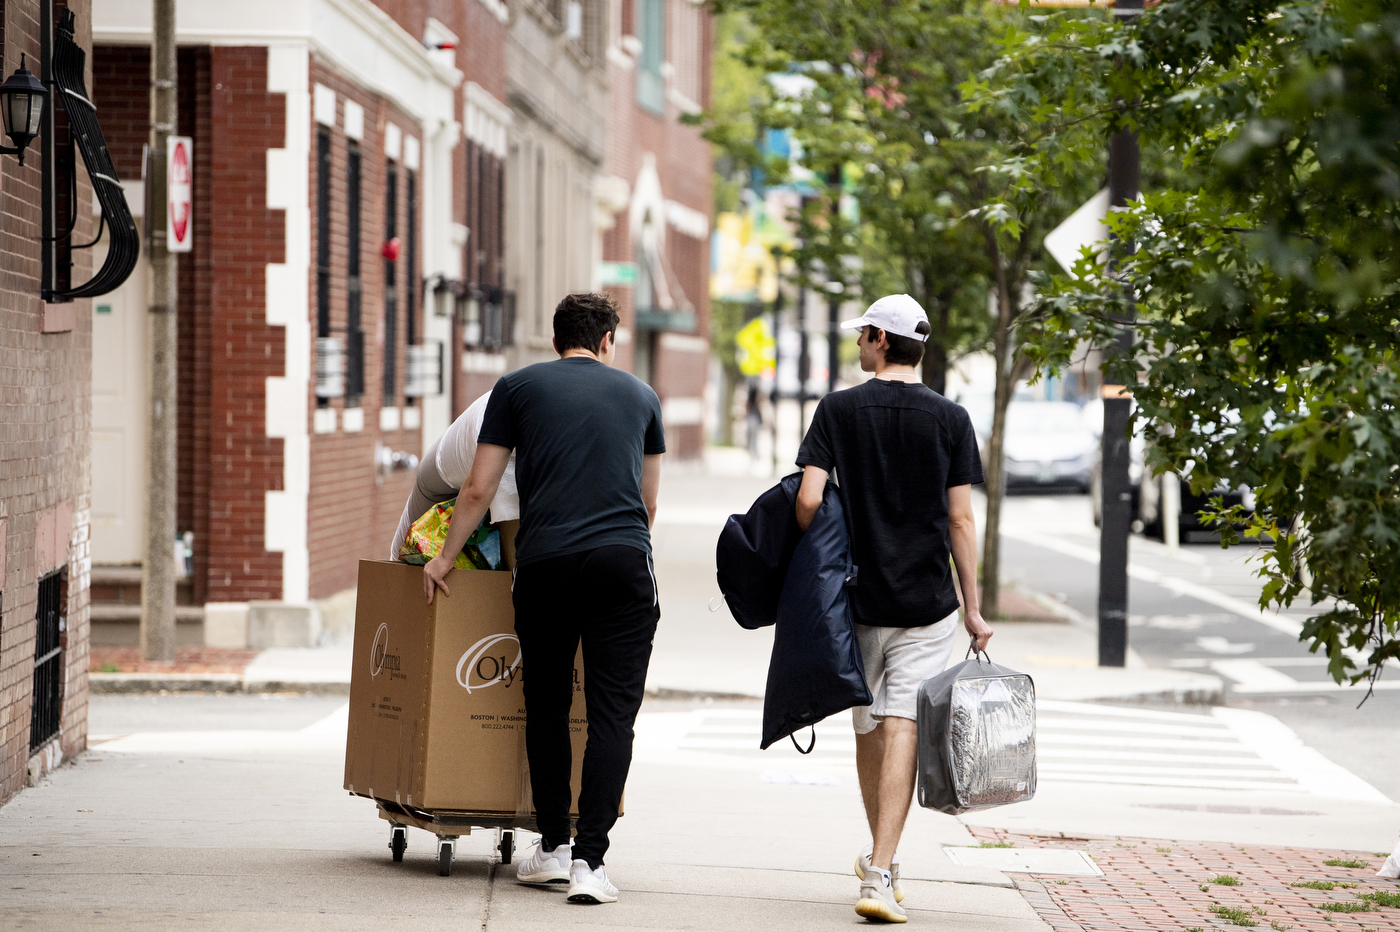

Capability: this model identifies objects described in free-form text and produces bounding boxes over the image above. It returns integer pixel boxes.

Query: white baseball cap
[840,294,929,343]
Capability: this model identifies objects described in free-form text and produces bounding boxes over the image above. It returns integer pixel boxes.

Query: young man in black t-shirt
[422,293,665,906]
[795,294,993,924]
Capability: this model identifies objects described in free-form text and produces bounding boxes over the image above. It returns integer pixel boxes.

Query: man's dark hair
[554,293,621,354]
[867,321,930,367]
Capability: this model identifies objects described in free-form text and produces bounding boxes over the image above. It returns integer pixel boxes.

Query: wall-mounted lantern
[0,55,46,167]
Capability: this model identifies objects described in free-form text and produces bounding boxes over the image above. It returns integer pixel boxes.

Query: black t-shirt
[795,378,983,628]
[478,356,666,567]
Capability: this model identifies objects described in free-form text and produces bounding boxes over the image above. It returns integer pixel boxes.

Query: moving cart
[370,797,538,877]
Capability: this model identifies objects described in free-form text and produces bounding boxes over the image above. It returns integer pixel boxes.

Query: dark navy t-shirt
[796,378,983,627]
[478,356,666,567]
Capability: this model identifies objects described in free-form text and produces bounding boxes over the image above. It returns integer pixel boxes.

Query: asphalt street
[991,488,1400,803]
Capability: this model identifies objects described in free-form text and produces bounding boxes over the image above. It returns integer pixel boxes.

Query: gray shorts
[852,611,959,735]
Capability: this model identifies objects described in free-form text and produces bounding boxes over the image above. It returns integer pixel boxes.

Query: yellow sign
[735,317,777,376]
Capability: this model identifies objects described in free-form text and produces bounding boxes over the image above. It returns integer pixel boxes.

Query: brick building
[0,0,116,803]
[596,0,712,457]
[88,0,508,645]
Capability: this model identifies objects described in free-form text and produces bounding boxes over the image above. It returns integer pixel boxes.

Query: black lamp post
[0,55,46,167]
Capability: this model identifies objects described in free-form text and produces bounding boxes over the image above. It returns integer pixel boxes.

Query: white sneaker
[566,858,619,904]
[855,847,904,904]
[855,866,907,923]
[516,840,573,885]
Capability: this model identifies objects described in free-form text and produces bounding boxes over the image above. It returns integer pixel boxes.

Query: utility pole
[1097,0,1144,668]
[142,0,178,662]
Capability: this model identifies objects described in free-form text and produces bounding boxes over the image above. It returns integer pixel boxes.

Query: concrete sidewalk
[0,698,1048,931]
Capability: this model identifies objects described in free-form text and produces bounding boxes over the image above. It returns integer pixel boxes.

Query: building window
[30,574,62,752]
[383,162,399,406]
[406,168,417,358]
[314,129,337,404]
[346,142,365,402]
[636,0,665,114]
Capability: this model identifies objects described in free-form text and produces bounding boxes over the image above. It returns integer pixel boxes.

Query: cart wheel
[389,824,407,863]
[499,830,514,865]
[438,838,454,877]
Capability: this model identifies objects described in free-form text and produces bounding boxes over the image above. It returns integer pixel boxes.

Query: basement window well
[30,571,64,752]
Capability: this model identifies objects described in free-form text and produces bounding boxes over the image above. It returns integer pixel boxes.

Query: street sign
[166,136,193,252]
[1045,187,1108,278]
[735,316,777,376]
[596,261,638,286]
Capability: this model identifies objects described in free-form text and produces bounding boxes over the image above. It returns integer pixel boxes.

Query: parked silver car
[993,401,1099,493]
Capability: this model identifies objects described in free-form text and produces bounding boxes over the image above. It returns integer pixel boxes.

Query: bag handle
[965,635,992,665]
[789,726,816,754]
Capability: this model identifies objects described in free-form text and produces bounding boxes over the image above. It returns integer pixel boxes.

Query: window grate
[383,163,399,405]
[30,572,63,752]
[346,143,365,402]
[316,129,332,342]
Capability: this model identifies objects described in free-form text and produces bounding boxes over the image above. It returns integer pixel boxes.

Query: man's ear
[552,336,560,356]
[599,330,614,354]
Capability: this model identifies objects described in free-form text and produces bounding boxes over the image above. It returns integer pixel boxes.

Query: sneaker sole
[517,872,571,885]
[855,896,908,923]
[567,888,617,904]
[853,857,906,904]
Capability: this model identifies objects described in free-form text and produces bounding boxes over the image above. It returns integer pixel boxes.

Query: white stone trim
[665,199,709,239]
[343,407,366,432]
[264,44,312,604]
[343,99,365,140]
[314,83,337,126]
[465,82,511,159]
[659,333,708,354]
[385,123,403,162]
[478,0,509,25]
[92,0,462,126]
[662,396,704,426]
[404,135,421,170]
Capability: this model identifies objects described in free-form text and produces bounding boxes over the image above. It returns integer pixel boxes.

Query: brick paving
[89,646,260,675]
[968,827,1400,932]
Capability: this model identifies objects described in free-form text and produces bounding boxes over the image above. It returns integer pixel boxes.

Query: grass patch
[1055,880,1070,886]
[1186,927,1205,932]
[1318,902,1373,914]
[1269,922,1291,931]
[97,662,121,673]
[1358,890,1400,909]
[1293,881,1339,890]
[978,841,1014,848]
[1211,875,1243,886]
[1157,847,1172,853]
[1324,858,1370,869]
[1210,905,1259,926]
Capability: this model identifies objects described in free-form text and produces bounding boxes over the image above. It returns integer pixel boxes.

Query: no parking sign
[166,136,192,252]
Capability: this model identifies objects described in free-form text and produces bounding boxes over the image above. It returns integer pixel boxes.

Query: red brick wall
[203,47,286,603]
[602,2,714,457]
[305,60,422,598]
[0,0,95,807]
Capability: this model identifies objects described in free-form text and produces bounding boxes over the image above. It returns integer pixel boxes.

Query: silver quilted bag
[916,640,1037,815]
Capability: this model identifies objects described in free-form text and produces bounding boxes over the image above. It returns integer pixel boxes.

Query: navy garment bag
[716,473,872,750]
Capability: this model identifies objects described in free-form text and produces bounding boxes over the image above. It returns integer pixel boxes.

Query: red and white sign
[167,136,193,253]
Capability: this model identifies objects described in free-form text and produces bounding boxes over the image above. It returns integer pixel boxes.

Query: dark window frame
[383,160,399,406]
[30,572,63,752]
[346,141,365,402]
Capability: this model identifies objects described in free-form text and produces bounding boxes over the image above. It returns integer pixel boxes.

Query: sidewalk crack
[480,860,498,931]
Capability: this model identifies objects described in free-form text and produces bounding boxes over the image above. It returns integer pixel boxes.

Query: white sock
[872,866,892,887]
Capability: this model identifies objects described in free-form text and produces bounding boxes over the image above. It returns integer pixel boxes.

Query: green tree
[702,0,1102,614]
[969,0,1400,688]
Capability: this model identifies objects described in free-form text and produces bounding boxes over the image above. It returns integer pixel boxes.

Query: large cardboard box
[344,559,586,817]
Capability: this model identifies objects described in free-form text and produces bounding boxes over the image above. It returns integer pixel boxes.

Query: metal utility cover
[943,847,1103,876]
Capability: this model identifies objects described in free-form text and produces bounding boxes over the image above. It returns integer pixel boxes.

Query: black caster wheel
[438,838,454,877]
[499,830,514,865]
[389,824,407,863]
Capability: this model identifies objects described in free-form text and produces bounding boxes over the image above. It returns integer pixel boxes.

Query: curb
[89,672,350,695]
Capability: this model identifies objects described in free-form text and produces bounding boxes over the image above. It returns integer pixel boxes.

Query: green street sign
[596,261,638,286]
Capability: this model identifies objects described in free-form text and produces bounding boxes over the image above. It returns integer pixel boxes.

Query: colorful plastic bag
[398,499,501,570]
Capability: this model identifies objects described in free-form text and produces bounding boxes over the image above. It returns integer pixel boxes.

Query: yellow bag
[398,500,501,570]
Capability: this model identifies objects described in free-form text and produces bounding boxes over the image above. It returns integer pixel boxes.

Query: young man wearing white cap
[795,294,993,923]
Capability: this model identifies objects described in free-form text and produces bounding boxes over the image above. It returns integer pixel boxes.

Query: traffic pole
[1097,0,1143,667]
[141,0,178,661]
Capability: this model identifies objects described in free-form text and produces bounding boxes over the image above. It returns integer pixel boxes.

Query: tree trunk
[922,298,950,396]
[717,363,737,447]
[981,254,1015,619]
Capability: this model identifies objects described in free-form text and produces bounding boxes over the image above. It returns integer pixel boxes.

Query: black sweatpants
[513,544,659,869]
